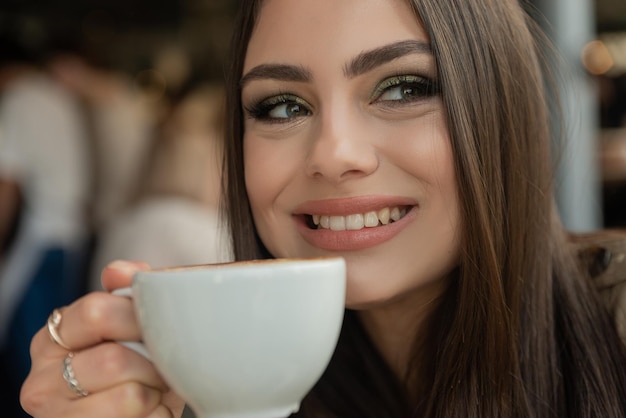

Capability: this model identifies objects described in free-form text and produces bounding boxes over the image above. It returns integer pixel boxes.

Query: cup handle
[111,287,151,360]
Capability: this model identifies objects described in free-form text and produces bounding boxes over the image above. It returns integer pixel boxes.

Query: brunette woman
[21,1,626,417]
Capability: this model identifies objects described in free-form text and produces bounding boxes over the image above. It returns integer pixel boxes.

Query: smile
[295,198,418,251]
[307,206,410,231]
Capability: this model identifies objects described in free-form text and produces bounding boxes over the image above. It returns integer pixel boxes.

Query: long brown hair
[222,0,626,417]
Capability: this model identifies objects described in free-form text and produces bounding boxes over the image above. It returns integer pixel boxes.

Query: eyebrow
[240,64,312,87]
[344,40,432,78]
[240,40,431,87]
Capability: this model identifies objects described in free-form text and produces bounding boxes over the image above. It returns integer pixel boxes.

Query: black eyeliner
[244,93,311,122]
[370,74,440,103]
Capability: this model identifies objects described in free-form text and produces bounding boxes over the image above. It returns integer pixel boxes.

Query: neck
[356,278,448,385]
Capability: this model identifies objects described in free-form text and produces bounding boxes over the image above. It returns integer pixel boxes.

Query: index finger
[31,291,141,358]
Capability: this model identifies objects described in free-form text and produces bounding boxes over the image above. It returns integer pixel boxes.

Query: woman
[20,0,626,417]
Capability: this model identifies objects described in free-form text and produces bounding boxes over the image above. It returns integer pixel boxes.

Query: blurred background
[0,0,625,417]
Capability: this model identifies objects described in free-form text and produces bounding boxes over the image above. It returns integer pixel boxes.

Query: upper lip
[293,195,418,216]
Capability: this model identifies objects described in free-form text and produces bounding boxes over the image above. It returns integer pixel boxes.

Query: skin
[21,261,185,417]
[21,0,461,415]
[242,0,459,375]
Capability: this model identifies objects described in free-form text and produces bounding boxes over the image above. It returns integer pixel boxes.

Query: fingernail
[107,260,146,273]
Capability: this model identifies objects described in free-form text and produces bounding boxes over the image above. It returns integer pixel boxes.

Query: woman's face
[242,0,460,308]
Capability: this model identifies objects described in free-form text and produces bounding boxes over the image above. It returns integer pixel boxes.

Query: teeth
[346,214,364,230]
[329,216,346,231]
[378,207,390,225]
[311,206,408,231]
[390,207,401,222]
[364,211,378,227]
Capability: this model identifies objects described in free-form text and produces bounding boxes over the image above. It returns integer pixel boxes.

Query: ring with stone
[62,352,89,397]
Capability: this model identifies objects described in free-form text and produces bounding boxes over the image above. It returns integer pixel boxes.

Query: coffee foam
[149,256,343,273]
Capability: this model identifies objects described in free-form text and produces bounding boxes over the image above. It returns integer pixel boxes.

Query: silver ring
[62,352,89,397]
[47,309,71,350]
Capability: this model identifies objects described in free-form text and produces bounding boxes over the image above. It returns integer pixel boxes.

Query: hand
[20,260,186,417]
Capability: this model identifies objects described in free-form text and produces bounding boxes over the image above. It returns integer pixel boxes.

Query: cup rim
[140,256,345,274]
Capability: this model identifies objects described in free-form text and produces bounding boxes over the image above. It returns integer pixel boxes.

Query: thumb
[101,260,151,292]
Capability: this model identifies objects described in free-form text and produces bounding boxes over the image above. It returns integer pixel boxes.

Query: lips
[294,196,417,251]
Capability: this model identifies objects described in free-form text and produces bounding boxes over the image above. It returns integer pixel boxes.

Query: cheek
[419,128,461,278]
[387,115,457,203]
[244,140,278,255]
[244,134,304,256]
[341,121,461,307]
[244,134,292,203]
[396,120,461,273]
[244,139,270,208]
[244,123,314,203]
[411,125,460,240]
[244,136,278,226]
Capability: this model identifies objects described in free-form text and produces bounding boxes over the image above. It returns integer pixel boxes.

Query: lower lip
[295,207,417,251]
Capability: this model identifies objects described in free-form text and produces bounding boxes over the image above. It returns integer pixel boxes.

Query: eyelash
[370,74,439,105]
[244,74,439,123]
[244,93,311,124]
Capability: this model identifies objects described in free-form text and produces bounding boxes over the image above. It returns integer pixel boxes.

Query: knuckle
[20,374,48,415]
[115,382,160,417]
[147,404,175,418]
[79,292,115,329]
[100,343,133,376]
[29,327,49,357]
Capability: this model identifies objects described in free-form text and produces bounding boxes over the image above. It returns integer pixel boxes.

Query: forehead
[244,0,429,72]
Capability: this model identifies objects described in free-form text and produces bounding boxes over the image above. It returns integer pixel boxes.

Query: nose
[304,108,379,184]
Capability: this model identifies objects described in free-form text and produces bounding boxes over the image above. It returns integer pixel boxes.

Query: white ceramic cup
[114,257,346,418]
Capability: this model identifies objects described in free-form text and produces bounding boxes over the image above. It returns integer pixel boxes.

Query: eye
[245,94,312,122]
[269,102,309,119]
[371,75,439,104]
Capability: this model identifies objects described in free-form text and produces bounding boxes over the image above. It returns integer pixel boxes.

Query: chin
[343,264,453,312]
[343,280,406,310]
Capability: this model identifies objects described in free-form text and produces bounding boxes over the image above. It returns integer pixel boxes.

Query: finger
[29,344,169,403]
[69,343,169,394]
[23,379,164,418]
[146,404,177,418]
[74,383,166,418]
[32,261,150,358]
[31,292,141,356]
[31,320,69,360]
[160,390,187,417]
[101,260,151,292]
[21,358,65,416]
[23,352,185,418]
[64,383,164,418]
[23,344,183,418]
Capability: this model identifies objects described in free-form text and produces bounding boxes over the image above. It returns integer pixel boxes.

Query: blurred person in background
[48,52,158,233]
[49,43,224,289]
[0,31,91,417]
[88,80,232,291]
